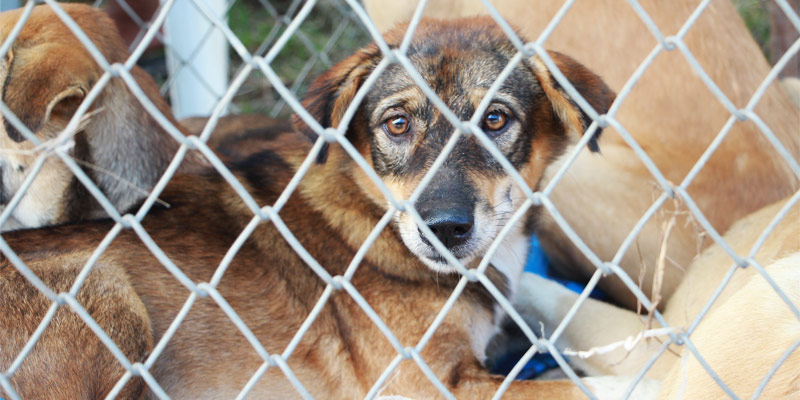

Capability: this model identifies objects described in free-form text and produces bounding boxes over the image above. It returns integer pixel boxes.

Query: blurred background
[0,0,796,120]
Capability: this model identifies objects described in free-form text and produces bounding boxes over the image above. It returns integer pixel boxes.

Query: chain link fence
[0,0,798,399]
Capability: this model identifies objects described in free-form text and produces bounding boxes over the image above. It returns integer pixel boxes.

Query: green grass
[226,0,370,116]
[734,0,772,59]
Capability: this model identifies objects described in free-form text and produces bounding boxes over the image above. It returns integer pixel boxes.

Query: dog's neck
[297,150,430,280]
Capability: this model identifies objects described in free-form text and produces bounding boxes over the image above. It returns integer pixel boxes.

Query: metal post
[162,0,229,119]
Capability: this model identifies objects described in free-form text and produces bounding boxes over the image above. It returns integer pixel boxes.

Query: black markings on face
[362,37,545,184]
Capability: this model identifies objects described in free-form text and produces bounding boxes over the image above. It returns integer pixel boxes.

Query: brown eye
[483,110,508,132]
[384,115,410,136]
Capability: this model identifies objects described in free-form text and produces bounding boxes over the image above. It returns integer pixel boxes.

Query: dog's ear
[292,45,382,163]
[1,43,97,142]
[531,52,615,152]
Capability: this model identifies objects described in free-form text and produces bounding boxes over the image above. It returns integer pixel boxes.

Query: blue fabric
[492,351,561,380]
[493,234,605,380]
[524,235,606,300]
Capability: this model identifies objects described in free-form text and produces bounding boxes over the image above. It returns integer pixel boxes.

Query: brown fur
[181,114,295,161]
[0,4,205,230]
[0,17,654,399]
[0,255,152,399]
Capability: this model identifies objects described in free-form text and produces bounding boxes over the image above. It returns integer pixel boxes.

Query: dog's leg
[514,272,676,377]
[377,364,659,399]
[373,316,659,400]
[0,256,152,400]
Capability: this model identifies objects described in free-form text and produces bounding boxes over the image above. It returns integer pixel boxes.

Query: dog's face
[0,25,94,229]
[296,17,614,273]
[0,5,129,230]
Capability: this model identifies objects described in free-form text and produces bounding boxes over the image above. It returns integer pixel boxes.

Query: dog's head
[0,5,188,230]
[295,17,614,272]
[0,5,115,228]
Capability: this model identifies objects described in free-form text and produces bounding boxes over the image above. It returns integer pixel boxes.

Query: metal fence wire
[1,0,799,399]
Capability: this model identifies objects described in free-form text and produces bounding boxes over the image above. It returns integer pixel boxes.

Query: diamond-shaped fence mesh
[0,0,798,399]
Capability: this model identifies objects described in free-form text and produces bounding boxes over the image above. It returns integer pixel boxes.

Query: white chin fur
[395,182,528,282]
[419,254,476,273]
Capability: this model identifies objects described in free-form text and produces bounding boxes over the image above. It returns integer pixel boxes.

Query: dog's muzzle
[418,207,474,251]
[406,168,481,266]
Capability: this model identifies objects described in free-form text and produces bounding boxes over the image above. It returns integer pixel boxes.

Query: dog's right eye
[383,115,411,136]
[482,110,510,134]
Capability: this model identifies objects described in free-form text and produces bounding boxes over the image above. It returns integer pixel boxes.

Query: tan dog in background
[518,197,800,398]
[364,0,800,309]
[0,4,205,230]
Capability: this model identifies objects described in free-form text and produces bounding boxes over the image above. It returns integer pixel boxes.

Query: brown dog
[364,0,800,310]
[364,1,800,396]
[0,4,205,230]
[181,114,295,161]
[0,17,666,400]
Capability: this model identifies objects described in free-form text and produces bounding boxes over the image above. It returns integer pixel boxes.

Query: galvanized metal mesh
[0,0,798,399]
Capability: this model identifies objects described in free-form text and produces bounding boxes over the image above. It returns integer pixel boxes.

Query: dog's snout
[420,209,474,249]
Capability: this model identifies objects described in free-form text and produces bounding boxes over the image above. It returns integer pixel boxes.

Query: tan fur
[0,4,205,230]
[782,77,800,108]
[515,196,800,396]
[0,17,659,400]
[657,252,800,399]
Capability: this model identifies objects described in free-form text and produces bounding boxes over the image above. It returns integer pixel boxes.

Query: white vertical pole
[0,0,21,12]
[162,0,229,119]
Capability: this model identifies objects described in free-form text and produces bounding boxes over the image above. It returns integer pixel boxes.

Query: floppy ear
[2,43,97,142]
[530,51,615,152]
[292,45,382,163]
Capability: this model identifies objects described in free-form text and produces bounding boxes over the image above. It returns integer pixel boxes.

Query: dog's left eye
[483,110,509,133]
[383,115,411,136]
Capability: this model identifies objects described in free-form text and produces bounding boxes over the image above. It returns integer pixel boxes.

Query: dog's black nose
[419,209,474,249]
